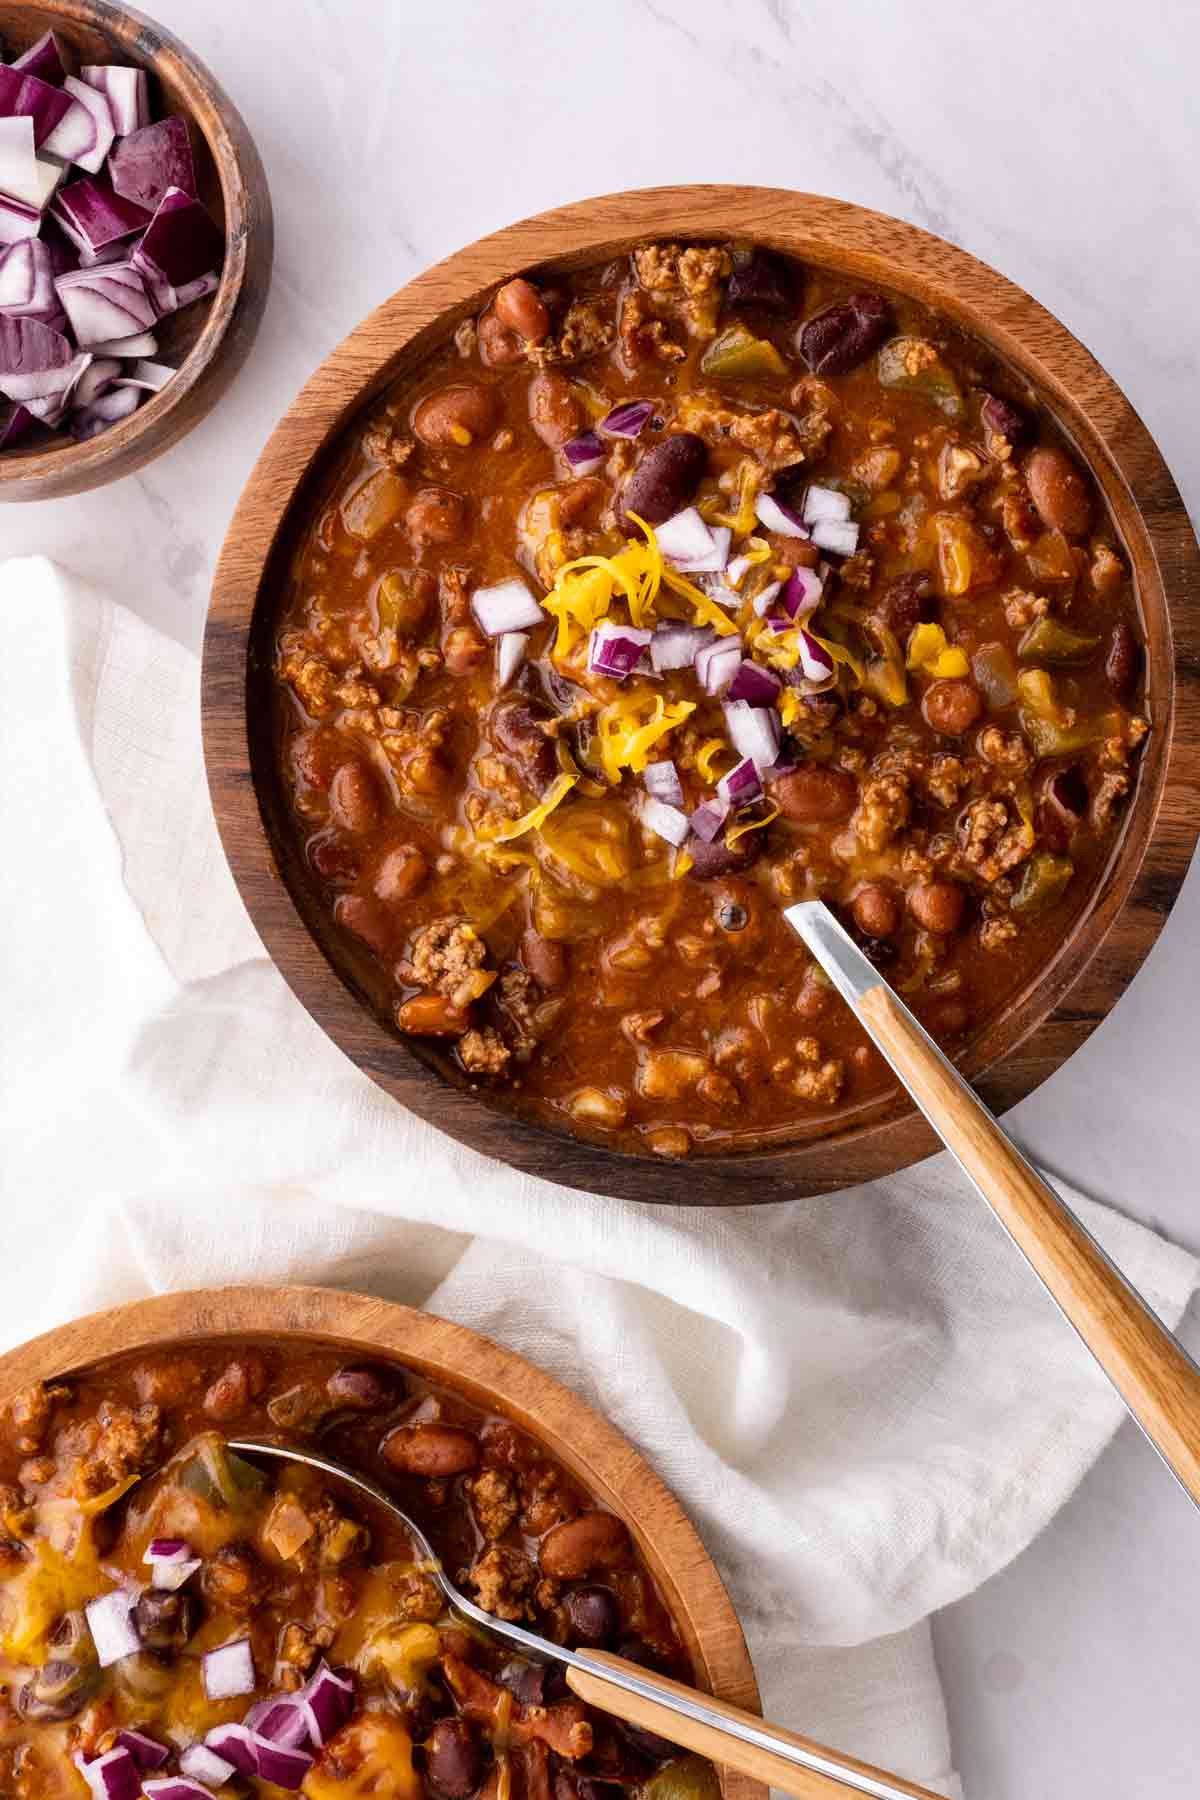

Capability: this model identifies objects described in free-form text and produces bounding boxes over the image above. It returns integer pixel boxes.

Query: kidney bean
[396,994,470,1036]
[768,765,857,822]
[873,572,934,645]
[908,880,966,934]
[617,433,707,529]
[203,1354,266,1422]
[492,697,558,792]
[1105,620,1141,699]
[1024,445,1091,538]
[981,392,1032,448]
[290,727,343,792]
[329,759,381,836]
[478,306,523,367]
[921,679,982,737]
[406,487,467,553]
[540,1510,630,1580]
[335,894,394,957]
[924,995,972,1037]
[727,249,797,314]
[684,827,763,879]
[375,844,429,903]
[327,1363,397,1410]
[413,383,497,449]
[529,370,582,448]
[381,1422,480,1477]
[851,883,900,939]
[798,292,892,375]
[310,834,359,885]
[494,277,550,341]
[443,625,488,675]
[522,929,568,990]
[564,1584,620,1647]
[424,1718,483,1797]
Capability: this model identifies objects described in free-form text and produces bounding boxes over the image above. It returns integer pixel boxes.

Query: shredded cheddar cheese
[596,692,696,784]
[695,737,727,782]
[479,771,578,842]
[725,804,780,848]
[539,516,737,654]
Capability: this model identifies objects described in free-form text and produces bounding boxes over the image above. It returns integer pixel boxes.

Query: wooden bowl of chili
[0,0,272,501]
[202,186,1200,1205]
[0,1284,764,1800]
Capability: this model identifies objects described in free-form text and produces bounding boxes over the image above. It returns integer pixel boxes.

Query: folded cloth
[3,558,1197,1796]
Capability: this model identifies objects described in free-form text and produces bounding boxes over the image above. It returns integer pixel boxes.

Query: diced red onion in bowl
[144,268,217,320]
[52,176,149,258]
[801,483,851,525]
[12,30,70,85]
[56,261,155,346]
[81,65,152,140]
[754,493,809,538]
[653,505,715,565]
[650,621,712,672]
[114,1730,169,1772]
[0,238,57,318]
[750,580,783,617]
[672,524,731,574]
[178,1744,236,1787]
[562,429,604,475]
[0,117,42,210]
[588,620,650,678]
[724,699,781,772]
[0,402,32,447]
[728,659,782,706]
[0,65,73,148]
[84,1589,140,1667]
[599,399,653,438]
[643,759,684,807]
[74,1748,140,1800]
[61,76,116,176]
[716,756,762,806]
[782,565,823,619]
[131,186,224,289]
[689,797,729,842]
[810,518,859,557]
[70,383,140,439]
[795,628,836,682]
[41,94,100,166]
[0,196,41,247]
[115,358,174,392]
[496,630,528,687]
[90,329,158,357]
[471,578,543,636]
[641,796,690,847]
[694,636,742,697]
[202,1636,256,1701]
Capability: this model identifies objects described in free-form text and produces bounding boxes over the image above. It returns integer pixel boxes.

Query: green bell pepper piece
[1011,851,1075,915]
[1018,617,1102,666]
[877,336,965,418]
[700,324,787,381]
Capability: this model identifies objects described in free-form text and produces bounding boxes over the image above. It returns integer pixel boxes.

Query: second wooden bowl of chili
[202,185,1200,1206]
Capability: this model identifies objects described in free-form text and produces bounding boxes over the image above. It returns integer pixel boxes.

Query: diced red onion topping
[796,629,836,682]
[723,700,781,772]
[716,756,762,806]
[653,505,715,565]
[244,1697,310,1749]
[496,630,528,687]
[113,1731,168,1772]
[148,1553,202,1592]
[0,117,40,209]
[144,1537,190,1563]
[74,1749,140,1800]
[810,518,859,557]
[801,483,851,525]
[598,399,653,438]
[12,31,70,85]
[202,1637,255,1701]
[588,620,651,678]
[641,796,690,848]
[727,660,782,707]
[471,578,543,636]
[643,760,684,807]
[689,797,729,843]
[750,580,783,617]
[672,524,731,575]
[694,636,742,697]
[782,565,823,619]
[0,66,73,148]
[754,493,809,538]
[84,1589,140,1667]
[562,429,604,475]
[300,1663,356,1748]
[61,76,115,176]
[725,552,755,590]
[178,1744,236,1787]
[131,185,222,289]
[81,66,151,139]
[650,621,712,672]
[253,1739,315,1791]
[202,1725,260,1777]
[143,1781,220,1800]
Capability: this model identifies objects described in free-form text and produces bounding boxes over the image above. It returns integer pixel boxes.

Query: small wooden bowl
[0,1283,766,1800]
[203,186,1200,1205]
[0,0,272,501]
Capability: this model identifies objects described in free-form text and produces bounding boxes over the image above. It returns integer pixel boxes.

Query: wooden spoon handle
[566,1650,943,1800]
[859,983,1200,1506]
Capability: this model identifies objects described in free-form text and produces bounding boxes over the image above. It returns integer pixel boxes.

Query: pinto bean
[406,487,466,552]
[921,679,982,737]
[203,1354,266,1422]
[290,727,343,792]
[329,759,382,836]
[521,929,567,990]
[413,383,497,450]
[851,883,900,939]
[529,370,582,448]
[617,433,707,529]
[375,844,429,903]
[425,1719,483,1798]
[478,306,523,367]
[908,880,966,934]
[1024,445,1091,538]
[1105,620,1141,699]
[381,1422,480,1477]
[494,278,550,341]
[539,1511,631,1580]
[336,894,394,957]
[768,765,857,822]
[798,292,892,375]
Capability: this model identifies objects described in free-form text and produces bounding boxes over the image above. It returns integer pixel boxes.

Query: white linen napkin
[3,556,1197,1798]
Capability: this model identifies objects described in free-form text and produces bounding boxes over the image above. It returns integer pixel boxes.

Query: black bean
[798,293,892,375]
[135,1589,196,1652]
[564,1584,620,1647]
[424,1719,482,1798]
[727,249,798,314]
[617,434,707,529]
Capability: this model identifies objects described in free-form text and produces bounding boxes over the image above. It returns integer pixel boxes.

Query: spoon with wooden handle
[786,899,1200,1509]
[227,1438,942,1800]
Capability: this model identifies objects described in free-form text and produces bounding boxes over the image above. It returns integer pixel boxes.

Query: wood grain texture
[0,1286,765,1800]
[860,983,1200,1507]
[202,185,1200,1205]
[567,1654,941,1800]
[0,0,273,501]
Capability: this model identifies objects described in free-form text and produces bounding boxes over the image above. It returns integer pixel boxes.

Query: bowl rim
[0,0,271,494]
[202,183,1200,1205]
[0,1281,765,1800]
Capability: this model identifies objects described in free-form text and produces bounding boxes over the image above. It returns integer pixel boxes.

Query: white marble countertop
[8,2,1199,1792]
